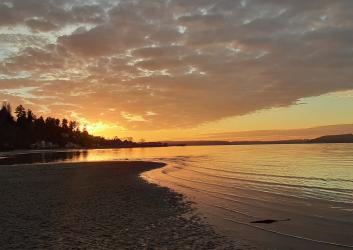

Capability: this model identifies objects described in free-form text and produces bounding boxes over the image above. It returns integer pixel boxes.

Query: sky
[0,0,353,141]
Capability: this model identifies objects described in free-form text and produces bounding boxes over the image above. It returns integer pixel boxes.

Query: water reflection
[0,150,89,165]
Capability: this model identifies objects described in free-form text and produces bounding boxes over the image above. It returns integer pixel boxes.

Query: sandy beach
[0,161,248,249]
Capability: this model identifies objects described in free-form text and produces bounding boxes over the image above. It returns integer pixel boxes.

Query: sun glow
[68,111,126,138]
[84,122,120,135]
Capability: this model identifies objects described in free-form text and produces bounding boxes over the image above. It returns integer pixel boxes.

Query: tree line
[0,102,166,150]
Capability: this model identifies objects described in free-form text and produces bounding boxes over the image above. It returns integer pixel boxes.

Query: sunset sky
[1,0,353,141]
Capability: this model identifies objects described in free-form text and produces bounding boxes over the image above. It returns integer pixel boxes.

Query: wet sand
[0,161,248,249]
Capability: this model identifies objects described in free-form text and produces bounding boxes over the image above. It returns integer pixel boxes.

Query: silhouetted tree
[15,105,26,128]
[0,102,16,149]
[62,119,68,130]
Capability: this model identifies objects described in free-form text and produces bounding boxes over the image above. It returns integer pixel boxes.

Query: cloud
[25,18,58,32]
[0,0,107,30]
[121,111,147,122]
[0,0,352,130]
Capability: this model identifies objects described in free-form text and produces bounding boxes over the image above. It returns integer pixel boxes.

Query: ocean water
[1,144,352,249]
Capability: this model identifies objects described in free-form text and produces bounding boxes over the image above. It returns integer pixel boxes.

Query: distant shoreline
[2,133,353,153]
[166,133,353,147]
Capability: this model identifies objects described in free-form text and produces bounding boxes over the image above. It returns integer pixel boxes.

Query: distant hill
[166,134,353,146]
[309,134,353,143]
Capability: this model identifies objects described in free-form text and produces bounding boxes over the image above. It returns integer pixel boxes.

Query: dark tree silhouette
[0,102,167,150]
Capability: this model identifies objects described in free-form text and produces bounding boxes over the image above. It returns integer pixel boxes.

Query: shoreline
[0,161,246,249]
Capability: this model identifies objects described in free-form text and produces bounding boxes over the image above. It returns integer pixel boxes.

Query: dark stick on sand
[250,219,291,224]
[0,161,246,249]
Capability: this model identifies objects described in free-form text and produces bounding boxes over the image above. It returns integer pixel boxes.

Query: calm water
[1,144,352,249]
